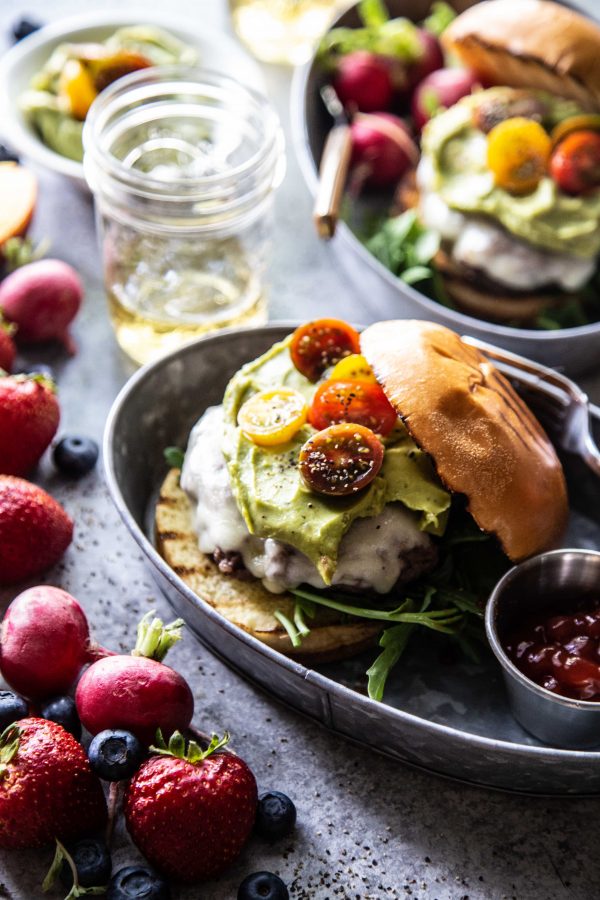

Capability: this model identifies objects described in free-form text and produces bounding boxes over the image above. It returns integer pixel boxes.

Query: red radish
[350,112,419,189]
[411,67,480,131]
[333,51,394,113]
[0,586,109,700]
[0,259,83,354]
[407,29,444,89]
[76,612,194,746]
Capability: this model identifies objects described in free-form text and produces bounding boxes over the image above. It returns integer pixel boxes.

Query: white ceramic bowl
[0,9,264,187]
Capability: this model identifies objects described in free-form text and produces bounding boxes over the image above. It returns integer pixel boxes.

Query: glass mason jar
[83,67,285,365]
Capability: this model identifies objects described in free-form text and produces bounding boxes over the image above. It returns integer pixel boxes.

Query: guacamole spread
[421,88,600,259]
[222,337,450,584]
[20,26,198,162]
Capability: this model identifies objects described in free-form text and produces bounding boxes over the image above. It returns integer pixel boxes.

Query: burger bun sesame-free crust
[360,319,569,561]
[442,0,600,110]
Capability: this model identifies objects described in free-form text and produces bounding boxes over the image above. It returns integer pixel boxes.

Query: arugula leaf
[164,446,185,469]
[401,265,434,285]
[367,623,415,701]
[318,10,421,62]
[274,609,303,647]
[366,210,440,285]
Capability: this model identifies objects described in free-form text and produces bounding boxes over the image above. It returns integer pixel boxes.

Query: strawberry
[0,717,107,849]
[0,316,16,373]
[0,373,59,476]
[124,731,257,882]
[0,476,73,584]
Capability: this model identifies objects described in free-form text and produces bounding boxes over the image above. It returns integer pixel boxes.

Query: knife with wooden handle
[313,85,353,240]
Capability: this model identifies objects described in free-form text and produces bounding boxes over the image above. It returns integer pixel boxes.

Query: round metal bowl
[104,323,600,795]
[291,0,600,375]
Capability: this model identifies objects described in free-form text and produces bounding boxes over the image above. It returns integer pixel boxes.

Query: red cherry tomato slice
[299,423,384,496]
[550,130,600,195]
[290,319,361,383]
[309,379,397,436]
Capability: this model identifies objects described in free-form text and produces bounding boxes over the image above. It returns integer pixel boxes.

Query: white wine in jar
[230,0,348,65]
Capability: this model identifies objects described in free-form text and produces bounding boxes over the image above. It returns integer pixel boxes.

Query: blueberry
[255,791,297,840]
[0,690,28,731]
[53,435,99,477]
[11,17,42,42]
[60,838,112,889]
[107,866,170,900]
[40,696,81,741]
[88,729,144,781]
[238,872,289,900]
[0,144,20,164]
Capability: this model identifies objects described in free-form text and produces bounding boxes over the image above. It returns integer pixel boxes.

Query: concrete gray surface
[1,1,600,898]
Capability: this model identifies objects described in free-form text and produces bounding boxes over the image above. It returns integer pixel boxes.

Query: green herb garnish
[422,1,456,37]
[366,209,440,285]
[164,446,185,469]
[318,0,422,65]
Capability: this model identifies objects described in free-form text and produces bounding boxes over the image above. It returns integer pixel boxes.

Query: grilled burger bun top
[443,0,600,110]
[361,319,569,561]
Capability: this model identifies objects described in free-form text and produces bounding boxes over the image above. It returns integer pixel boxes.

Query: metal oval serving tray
[104,325,600,795]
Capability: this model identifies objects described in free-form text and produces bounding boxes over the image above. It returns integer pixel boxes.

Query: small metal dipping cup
[486,549,600,749]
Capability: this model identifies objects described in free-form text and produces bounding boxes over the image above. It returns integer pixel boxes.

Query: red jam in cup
[503,601,600,701]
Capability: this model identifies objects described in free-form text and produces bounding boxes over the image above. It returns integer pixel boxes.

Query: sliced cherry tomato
[551,114,600,148]
[238,388,308,447]
[299,423,384,496]
[329,353,377,384]
[487,117,551,195]
[89,50,152,93]
[290,319,361,382]
[59,59,98,120]
[309,379,397,436]
[550,130,600,195]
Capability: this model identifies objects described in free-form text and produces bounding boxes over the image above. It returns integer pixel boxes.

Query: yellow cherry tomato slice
[238,388,308,447]
[487,117,551,195]
[329,353,377,384]
[59,59,98,121]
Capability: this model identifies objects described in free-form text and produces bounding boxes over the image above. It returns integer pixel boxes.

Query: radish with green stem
[75,612,194,746]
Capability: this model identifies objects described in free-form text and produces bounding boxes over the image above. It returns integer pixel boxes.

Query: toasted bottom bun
[433,249,570,324]
[155,469,380,664]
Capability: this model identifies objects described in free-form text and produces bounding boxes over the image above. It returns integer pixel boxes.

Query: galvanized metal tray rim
[103,323,600,769]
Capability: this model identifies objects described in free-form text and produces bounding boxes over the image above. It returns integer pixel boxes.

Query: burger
[156,318,568,695]
[404,0,600,323]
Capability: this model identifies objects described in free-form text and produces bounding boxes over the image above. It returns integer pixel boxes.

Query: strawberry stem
[132,610,185,661]
[0,724,21,779]
[42,838,108,899]
[3,235,50,273]
[150,729,230,764]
